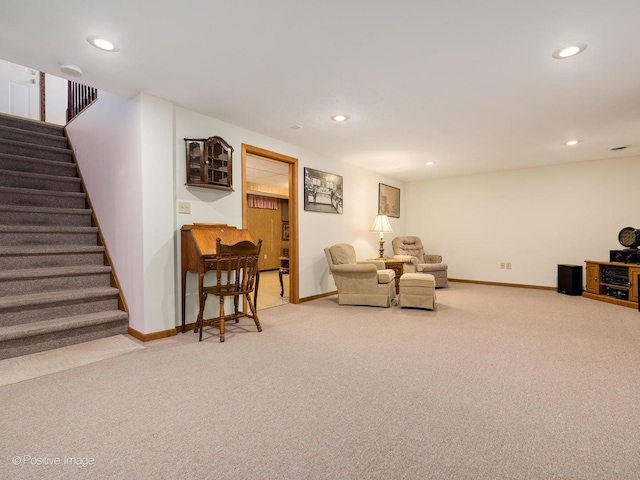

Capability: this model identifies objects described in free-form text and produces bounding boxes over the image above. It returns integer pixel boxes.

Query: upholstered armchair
[392,236,449,288]
[324,243,396,307]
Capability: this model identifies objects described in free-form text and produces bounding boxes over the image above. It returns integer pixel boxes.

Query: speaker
[558,264,583,296]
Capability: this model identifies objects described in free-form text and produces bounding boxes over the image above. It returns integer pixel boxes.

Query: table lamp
[369,215,393,259]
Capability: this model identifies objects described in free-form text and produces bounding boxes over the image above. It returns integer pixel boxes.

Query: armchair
[392,236,449,288]
[324,243,396,307]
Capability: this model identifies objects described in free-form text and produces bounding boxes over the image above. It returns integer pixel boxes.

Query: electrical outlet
[500,262,506,269]
[177,201,191,214]
[264,254,267,259]
[506,262,512,269]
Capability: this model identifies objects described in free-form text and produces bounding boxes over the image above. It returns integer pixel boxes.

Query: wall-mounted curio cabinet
[184,136,233,190]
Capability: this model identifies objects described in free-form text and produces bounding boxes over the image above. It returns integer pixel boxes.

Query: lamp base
[378,238,385,259]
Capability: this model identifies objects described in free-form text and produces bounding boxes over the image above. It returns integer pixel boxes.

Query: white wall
[140,94,177,333]
[44,73,67,125]
[65,92,145,332]
[405,156,640,287]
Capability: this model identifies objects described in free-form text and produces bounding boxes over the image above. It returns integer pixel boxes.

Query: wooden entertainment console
[583,260,640,309]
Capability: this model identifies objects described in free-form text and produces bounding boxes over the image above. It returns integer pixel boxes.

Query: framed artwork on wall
[282,221,289,241]
[378,183,400,218]
[304,167,343,214]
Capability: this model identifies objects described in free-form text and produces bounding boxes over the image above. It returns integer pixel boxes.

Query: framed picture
[378,183,400,218]
[282,221,289,241]
[304,167,343,214]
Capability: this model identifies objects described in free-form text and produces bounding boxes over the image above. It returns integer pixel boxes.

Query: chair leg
[234,295,239,323]
[219,296,225,342]
[246,294,262,332]
[279,271,284,297]
[198,292,206,341]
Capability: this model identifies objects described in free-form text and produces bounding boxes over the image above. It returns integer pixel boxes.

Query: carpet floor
[1,282,639,480]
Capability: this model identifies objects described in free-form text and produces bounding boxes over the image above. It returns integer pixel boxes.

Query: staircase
[0,113,129,360]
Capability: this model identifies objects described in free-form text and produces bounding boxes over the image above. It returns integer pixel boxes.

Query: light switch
[178,201,191,214]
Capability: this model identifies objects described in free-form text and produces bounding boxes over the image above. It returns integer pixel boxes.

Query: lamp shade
[369,215,393,234]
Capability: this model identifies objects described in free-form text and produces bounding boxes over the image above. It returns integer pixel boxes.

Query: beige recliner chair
[392,236,449,288]
[324,243,396,307]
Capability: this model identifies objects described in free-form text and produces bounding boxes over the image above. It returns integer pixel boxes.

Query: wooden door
[585,262,600,294]
[247,199,288,271]
[629,266,640,302]
[0,60,40,120]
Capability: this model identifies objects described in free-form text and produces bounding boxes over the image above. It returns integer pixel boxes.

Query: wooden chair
[197,238,263,342]
[279,248,290,297]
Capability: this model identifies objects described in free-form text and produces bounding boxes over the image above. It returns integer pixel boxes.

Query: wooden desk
[180,223,256,332]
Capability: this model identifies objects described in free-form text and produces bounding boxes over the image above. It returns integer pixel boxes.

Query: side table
[382,259,403,294]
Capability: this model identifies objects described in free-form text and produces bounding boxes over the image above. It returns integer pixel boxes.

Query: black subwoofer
[558,264,583,296]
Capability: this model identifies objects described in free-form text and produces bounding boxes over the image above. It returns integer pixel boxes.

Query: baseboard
[449,278,555,291]
[176,323,197,333]
[298,281,555,303]
[127,326,177,342]
[299,290,337,303]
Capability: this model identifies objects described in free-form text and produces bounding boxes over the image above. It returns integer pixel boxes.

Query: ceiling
[1,0,639,183]
[245,154,289,190]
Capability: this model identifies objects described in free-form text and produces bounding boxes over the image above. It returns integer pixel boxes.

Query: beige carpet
[0,334,144,387]
[2,282,640,479]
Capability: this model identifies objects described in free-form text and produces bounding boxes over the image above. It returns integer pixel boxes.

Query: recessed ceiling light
[426,161,435,166]
[552,43,587,59]
[87,35,120,52]
[331,115,349,122]
[290,124,304,130]
[565,140,580,146]
[59,63,83,77]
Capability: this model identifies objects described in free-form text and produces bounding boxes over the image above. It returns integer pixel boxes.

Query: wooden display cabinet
[185,136,233,190]
[583,260,640,309]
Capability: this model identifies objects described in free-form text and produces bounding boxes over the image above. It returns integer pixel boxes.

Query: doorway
[242,144,298,308]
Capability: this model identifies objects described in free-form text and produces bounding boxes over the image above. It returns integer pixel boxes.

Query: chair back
[212,238,262,295]
[392,236,426,261]
[324,243,357,270]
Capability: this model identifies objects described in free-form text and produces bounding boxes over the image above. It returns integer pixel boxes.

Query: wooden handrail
[66,81,98,122]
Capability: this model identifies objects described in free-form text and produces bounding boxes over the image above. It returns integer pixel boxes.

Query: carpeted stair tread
[0,224,98,233]
[0,168,81,185]
[0,265,111,281]
[0,287,119,310]
[0,185,86,199]
[0,204,92,216]
[0,122,67,139]
[0,137,72,159]
[0,114,64,136]
[0,151,77,176]
[0,124,69,148]
[0,310,128,342]
[0,245,105,270]
[0,245,103,255]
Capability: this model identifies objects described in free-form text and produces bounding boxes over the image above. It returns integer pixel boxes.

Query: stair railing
[66,81,98,122]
